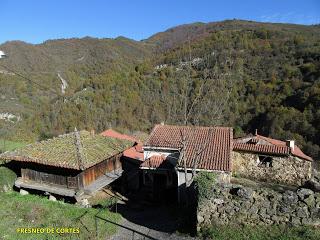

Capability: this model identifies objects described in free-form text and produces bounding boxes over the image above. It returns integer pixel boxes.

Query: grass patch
[0,191,121,239]
[0,139,26,152]
[200,224,320,240]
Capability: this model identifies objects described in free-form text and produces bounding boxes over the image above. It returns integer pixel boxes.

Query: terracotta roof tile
[144,125,233,171]
[101,129,138,143]
[233,134,312,161]
[123,144,144,161]
[101,129,143,161]
[233,143,290,155]
[141,155,169,168]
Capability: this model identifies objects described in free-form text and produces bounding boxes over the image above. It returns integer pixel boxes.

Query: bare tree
[161,43,239,187]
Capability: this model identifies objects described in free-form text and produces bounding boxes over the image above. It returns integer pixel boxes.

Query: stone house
[232,133,313,186]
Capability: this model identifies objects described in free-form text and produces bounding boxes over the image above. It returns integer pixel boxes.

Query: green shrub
[194,172,216,202]
[0,166,17,191]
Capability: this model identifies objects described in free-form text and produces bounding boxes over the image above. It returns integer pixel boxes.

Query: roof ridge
[152,124,232,129]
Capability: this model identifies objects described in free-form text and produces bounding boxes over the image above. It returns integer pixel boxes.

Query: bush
[0,166,17,192]
[194,172,216,202]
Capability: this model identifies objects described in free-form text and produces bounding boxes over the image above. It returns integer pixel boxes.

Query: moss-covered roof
[0,130,134,170]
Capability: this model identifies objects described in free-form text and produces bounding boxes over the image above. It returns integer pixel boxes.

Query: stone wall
[197,184,320,231]
[232,151,312,186]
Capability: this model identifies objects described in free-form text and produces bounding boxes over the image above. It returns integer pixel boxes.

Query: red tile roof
[101,129,143,161]
[123,144,144,161]
[101,129,138,143]
[144,125,233,171]
[233,134,312,161]
[233,143,290,155]
[141,155,169,168]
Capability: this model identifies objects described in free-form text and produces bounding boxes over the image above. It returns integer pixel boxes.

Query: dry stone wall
[197,184,320,232]
[232,151,312,186]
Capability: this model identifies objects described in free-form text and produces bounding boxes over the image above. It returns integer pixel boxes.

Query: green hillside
[0,20,319,162]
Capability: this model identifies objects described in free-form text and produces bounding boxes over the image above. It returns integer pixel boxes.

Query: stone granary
[232,133,313,186]
[0,130,134,199]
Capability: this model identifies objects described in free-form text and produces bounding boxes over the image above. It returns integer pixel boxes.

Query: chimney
[254,129,258,136]
[160,122,165,125]
[286,140,295,152]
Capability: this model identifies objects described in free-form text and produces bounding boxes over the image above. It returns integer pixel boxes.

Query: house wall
[232,151,312,186]
[121,157,141,191]
[81,153,122,187]
[177,170,231,187]
[21,168,82,189]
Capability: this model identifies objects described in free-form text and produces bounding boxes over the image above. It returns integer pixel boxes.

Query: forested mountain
[0,20,319,162]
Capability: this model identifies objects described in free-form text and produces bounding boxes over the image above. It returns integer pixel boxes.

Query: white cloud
[259,12,320,25]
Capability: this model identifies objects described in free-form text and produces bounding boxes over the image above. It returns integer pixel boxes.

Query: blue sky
[0,0,319,44]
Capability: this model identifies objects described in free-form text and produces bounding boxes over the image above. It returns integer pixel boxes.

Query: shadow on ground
[110,200,197,237]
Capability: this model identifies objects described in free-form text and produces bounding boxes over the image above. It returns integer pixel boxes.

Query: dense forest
[0,20,319,162]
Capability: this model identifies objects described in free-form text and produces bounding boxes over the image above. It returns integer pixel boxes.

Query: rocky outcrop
[197,184,320,231]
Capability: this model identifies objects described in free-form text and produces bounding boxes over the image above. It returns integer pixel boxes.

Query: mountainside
[0,20,319,162]
[1,37,152,73]
[147,20,320,50]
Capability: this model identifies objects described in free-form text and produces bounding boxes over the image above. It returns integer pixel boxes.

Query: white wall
[143,148,179,165]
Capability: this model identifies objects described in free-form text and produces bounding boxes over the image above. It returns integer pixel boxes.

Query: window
[257,156,273,167]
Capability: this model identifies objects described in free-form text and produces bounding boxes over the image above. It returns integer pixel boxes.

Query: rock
[305,179,320,192]
[260,200,271,209]
[79,198,90,208]
[304,195,315,208]
[3,185,9,192]
[266,206,277,216]
[197,215,204,224]
[295,206,309,218]
[236,187,253,199]
[20,189,29,195]
[279,205,294,214]
[225,205,235,215]
[248,205,259,214]
[213,198,224,205]
[49,195,57,201]
[283,190,298,204]
[301,217,313,225]
[271,215,281,223]
[291,217,301,226]
[297,188,314,200]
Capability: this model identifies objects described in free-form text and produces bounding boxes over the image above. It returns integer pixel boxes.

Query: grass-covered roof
[0,130,134,170]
